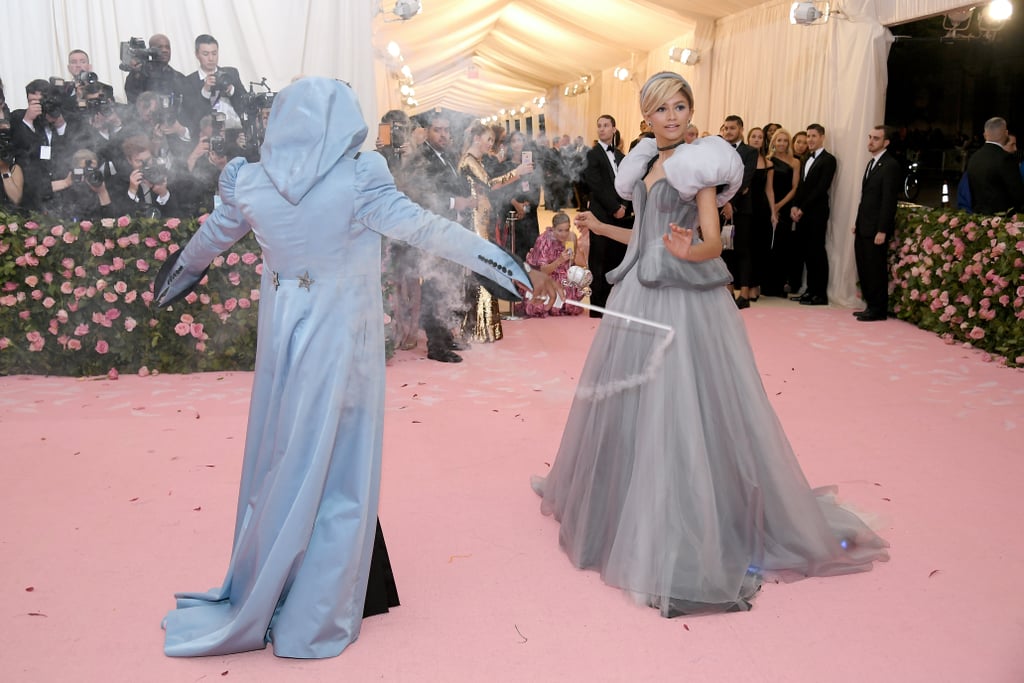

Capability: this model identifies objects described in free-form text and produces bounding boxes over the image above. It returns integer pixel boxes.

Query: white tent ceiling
[372,0,770,116]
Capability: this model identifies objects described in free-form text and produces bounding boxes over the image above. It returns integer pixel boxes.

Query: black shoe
[852,310,866,317]
[427,348,463,363]
[735,296,750,309]
[448,339,470,351]
[799,296,828,306]
[856,310,886,321]
[789,293,808,302]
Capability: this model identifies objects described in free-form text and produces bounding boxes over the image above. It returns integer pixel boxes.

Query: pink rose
[34,245,49,257]
[105,308,121,321]
[968,326,985,340]
[174,322,191,336]
[129,233,140,245]
[67,302,78,312]
[0,337,9,349]
[98,264,111,276]
[117,237,132,249]
[63,231,77,244]
[238,298,251,309]
[26,331,42,343]
[154,247,168,261]
[78,220,93,231]
[95,280,107,291]
[56,310,69,323]
[73,286,87,299]
[144,237,158,248]
[124,290,138,304]
[74,266,86,277]
[25,253,39,266]
[184,292,198,304]
[138,366,150,377]
[195,341,206,352]
[999,295,1010,306]
[91,242,106,257]
[168,244,179,254]
[254,263,263,275]
[114,281,128,294]
[24,236,38,248]
[43,272,53,284]
[224,298,238,312]
[18,311,30,320]
[141,291,154,304]
[190,323,204,338]
[135,259,150,272]
[164,218,181,229]
[42,236,57,248]
[226,252,241,266]
[124,317,138,332]
[30,289,43,301]
[112,257,125,271]
[48,321,59,336]
[228,271,241,286]
[2,282,15,292]
[117,216,131,228]
[211,304,224,314]
[42,297,55,309]
[212,256,225,267]
[25,275,39,287]
[107,368,119,380]
[241,252,258,265]
[68,339,82,351]
[250,289,260,301]
[158,230,172,243]
[180,313,194,324]
[100,218,114,228]
[74,323,89,336]
[15,255,26,267]
[95,340,109,354]
[199,293,211,305]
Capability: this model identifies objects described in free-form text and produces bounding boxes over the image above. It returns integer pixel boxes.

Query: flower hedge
[890,205,1024,366]
[0,210,396,376]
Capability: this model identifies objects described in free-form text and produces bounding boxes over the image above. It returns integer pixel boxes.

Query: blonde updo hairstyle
[639,71,694,120]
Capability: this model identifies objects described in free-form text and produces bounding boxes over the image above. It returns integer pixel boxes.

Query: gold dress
[458,153,518,342]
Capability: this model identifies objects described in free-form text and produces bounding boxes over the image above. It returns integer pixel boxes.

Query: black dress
[765,157,799,296]
[749,164,772,289]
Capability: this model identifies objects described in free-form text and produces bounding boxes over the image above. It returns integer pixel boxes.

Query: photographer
[183,34,246,136]
[65,49,115,116]
[123,34,187,105]
[0,118,24,209]
[111,133,181,218]
[47,148,120,220]
[125,91,192,172]
[189,116,243,214]
[81,90,124,175]
[10,80,88,212]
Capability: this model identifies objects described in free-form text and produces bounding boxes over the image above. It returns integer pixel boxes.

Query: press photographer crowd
[0,34,275,221]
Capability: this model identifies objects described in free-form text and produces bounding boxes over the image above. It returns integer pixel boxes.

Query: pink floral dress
[525,228,584,317]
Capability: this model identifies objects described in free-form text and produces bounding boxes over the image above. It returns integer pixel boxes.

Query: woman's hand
[662,223,694,261]
[574,211,603,237]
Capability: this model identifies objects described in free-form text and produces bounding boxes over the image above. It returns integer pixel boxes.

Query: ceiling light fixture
[668,47,700,65]
[789,1,831,25]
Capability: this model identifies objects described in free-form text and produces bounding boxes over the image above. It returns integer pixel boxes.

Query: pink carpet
[2,299,1022,682]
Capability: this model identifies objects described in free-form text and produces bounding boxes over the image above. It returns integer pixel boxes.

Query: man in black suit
[720,115,759,308]
[790,123,837,306]
[852,125,902,322]
[966,117,1024,215]
[123,34,188,106]
[583,114,632,316]
[182,35,247,137]
[403,112,476,362]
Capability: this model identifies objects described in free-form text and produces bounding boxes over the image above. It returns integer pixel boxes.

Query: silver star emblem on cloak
[272,271,280,290]
[297,271,315,291]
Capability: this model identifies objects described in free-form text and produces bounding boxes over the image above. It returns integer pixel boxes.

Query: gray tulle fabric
[535,143,889,616]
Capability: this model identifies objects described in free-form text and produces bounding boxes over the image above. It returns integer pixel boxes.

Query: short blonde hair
[639,71,694,119]
[767,127,792,160]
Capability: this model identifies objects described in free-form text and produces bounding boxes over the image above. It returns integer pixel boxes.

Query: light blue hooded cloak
[161,78,529,658]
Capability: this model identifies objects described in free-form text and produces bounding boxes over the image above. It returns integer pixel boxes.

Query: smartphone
[521,151,532,165]
[378,122,392,146]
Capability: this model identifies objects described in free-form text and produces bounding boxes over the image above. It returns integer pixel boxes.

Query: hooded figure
[159,78,544,658]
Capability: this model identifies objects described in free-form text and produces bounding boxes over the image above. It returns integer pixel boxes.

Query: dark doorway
[885,7,1024,207]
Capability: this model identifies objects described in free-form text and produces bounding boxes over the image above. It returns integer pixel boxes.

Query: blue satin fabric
[162,78,526,658]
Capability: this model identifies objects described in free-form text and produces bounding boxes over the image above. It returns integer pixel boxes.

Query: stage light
[386,41,401,58]
[614,67,631,81]
[668,47,700,65]
[400,65,412,79]
[790,2,829,24]
[986,0,1013,21]
[392,0,421,21]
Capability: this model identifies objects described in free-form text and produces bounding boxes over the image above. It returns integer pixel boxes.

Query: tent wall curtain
[2,0,378,145]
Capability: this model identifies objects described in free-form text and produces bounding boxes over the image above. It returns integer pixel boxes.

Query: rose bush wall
[0,211,397,376]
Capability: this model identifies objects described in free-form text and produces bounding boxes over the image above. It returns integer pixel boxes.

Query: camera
[140,158,169,186]
[48,77,76,98]
[75,71,99,87]
[40,91,65,119]
[72,160,105,188]
[209,112,227,155]
[85,92,115,116]
[0,124,15,167]
[119,37,160,72]
[155,93,182,127]
[210,69,234,95]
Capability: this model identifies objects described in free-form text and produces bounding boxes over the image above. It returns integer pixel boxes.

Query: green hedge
[0,211,395,376]
[891,205,1023,366]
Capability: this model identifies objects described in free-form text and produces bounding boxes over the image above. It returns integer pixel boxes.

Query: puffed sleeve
[614,137,658,200]
[154,157,252,306]
[663,136,743,207]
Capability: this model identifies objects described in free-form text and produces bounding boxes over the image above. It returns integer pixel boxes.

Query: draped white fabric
[1,0,378,139]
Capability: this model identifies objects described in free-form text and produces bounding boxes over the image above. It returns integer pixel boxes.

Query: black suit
[404,142,473,353]
[182,67,247,135]
[723,141,759,287]
[854,151,901,316]
[791,149,837,300]
[124,62,187,104]
[583,142,631,314]
[966,142,1024,215]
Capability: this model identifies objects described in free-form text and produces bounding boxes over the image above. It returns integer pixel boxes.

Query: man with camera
[10,79,89,212]
[123,34,187,106]
[64,49,116,115]
[47,148,121,220]
[110,133,181,218]
[183,34,246,137]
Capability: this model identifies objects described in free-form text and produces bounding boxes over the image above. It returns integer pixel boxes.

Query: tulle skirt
[534,269,888,615]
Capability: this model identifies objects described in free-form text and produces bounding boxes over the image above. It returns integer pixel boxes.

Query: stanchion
[503,210,523,321]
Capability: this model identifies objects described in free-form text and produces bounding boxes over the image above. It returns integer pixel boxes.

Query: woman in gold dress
[458,123,534,342]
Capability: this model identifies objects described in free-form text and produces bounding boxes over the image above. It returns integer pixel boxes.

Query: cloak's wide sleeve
[154,158,252,307]
[663,136,744,208]
[353,152,530,300]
